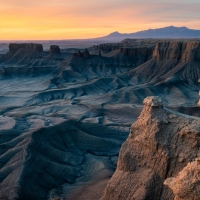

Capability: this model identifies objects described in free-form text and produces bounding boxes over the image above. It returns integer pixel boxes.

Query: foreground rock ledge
[164,158,200,200]
[100,96,200,200]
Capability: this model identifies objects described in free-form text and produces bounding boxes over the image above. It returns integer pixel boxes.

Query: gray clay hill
[0,39,200,200]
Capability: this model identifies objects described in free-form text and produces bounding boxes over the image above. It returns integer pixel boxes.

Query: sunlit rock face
[97,43,154,65]
[164,158,200,200]
[101,96,200,200]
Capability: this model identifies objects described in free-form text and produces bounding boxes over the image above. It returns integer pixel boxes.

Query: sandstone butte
[9,43,43,53]
[101,96,200,200]
[49,45,60,54]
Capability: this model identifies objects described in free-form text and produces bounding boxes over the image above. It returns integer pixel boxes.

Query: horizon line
[0,25,200,41]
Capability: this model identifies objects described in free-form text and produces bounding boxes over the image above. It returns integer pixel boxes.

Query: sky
[0,0,200,40]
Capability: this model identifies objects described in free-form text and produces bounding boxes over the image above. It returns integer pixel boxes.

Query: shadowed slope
[0,120,128,200]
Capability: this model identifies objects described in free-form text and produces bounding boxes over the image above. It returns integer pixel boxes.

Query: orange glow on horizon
[0,0,200,40]
[0,5,143,40]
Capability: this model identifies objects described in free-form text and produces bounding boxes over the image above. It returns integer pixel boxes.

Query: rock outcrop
[120,47,153,64]
[153,41,200,61]
[101,96,200,200]
[97,43,153,66]
[73,49,90,58]
[83,48,90,58]
[98,41,200,63]
[120,47,153,57]
[9,43,43,53]
[49,45,60,54]
[98,43,120,52]
[164,158,200,200]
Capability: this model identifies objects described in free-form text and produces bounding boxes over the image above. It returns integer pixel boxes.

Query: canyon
[0,39,200,199]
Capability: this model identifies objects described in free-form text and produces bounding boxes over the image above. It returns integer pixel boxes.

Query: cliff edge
[100,96,200,200]
[153,41,200,61]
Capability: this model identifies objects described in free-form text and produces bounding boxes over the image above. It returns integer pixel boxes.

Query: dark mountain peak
[178,26,187,28]
[98,26,200,41]
[163,25,189,30]
[108,31,121,36]
[166,25,176,28]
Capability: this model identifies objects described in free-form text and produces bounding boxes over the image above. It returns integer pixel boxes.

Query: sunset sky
[0,0,200,40]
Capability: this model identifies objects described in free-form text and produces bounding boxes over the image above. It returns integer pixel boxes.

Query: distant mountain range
[97,26,200,41]
[1,26,200,46]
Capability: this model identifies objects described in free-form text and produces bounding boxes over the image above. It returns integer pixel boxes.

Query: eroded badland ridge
[0,39,200,199]
[101,96,200,200]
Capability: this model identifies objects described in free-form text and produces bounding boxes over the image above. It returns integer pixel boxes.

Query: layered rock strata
[98,43,121,52]
[153,41,200,61]
[98,41,200,62]
[9,43,43,53]
[101,96,200,200]
[0,43,43,64]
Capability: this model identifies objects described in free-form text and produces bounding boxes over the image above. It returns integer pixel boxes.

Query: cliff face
[9,43,43,53]
[118,47,153,67]
[101,96,200,200]
[97,43,120,52]
[73,49,90,58]
[164,158,200,200]
[97,43,154,68]
[98,41,200,69]
[153,41,200,61]
[0,43,44,65]
[120,47,153,59]
[98,43,153,58]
